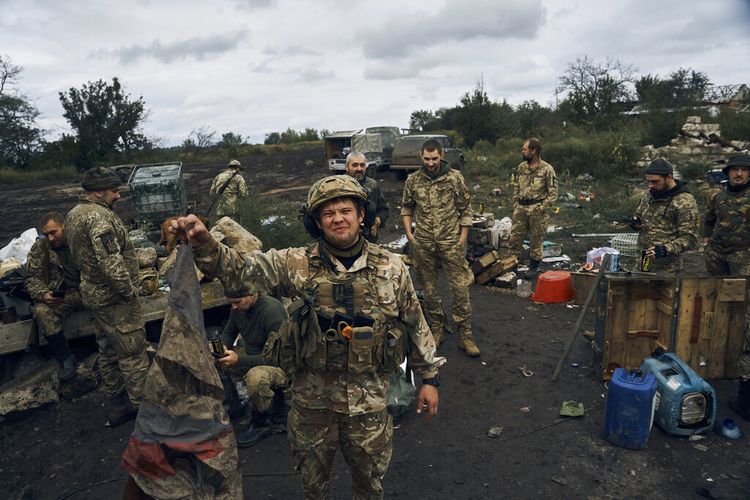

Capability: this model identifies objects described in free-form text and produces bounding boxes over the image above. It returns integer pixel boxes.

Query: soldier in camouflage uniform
[630,159,700,273]
[702,154,750,420]
[65,167,150,427]
[209,159,249,221]
[508,138,558,272]
[170,175,444,499]
[25,212,84,381]
[344,151,390,242]
[401,139,479,357]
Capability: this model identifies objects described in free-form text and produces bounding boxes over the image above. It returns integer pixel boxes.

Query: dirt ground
[1,146,749,499]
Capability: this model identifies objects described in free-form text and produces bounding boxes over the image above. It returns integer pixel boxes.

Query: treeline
[411,58,750,150]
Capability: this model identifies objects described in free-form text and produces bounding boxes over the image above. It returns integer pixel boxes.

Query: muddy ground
[1,146,748,499]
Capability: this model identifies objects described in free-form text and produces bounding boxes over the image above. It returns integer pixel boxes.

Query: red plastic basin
[531,271,575,303]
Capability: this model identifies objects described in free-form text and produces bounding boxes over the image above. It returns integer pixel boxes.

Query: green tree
[409,110,437,132]
[219,132,244,146]
[0,55,43,169]
[558,56,635,126]
[515,100,554,139]
[264,132,280,144]
[299,128,320,141]
[59,77,148,170]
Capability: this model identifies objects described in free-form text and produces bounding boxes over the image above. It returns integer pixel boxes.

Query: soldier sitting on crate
[701,153,750,420]
[215,288,291,448]
[25,212,85,381]
[209,159,248,221]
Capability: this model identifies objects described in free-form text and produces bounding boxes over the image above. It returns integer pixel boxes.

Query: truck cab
[390,134,465,179]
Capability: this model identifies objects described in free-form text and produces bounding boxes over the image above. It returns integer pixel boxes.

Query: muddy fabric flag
[121,244,242,499]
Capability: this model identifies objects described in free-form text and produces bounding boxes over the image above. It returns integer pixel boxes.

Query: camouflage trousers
[411,239,474,338]
[509,204,548,261]
[243,365,288,413]
[704,246,750,276]
[33,290,84,338]
[288,403,393,500]
[89,300,150,404]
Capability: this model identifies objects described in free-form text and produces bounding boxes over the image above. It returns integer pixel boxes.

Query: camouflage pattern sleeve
[512,163,522,202]
[194,237,294,296]
[237,176,249,198]
[374,182,390,225]
[454,171,473,227]
[666,194,700,255]
[702,191,718,239]
[543,164,559,208]
[400,176,416,217]
[25,239,50,301]
[87,214,136,299]
[634,193,649,223]
[394,258,446,377]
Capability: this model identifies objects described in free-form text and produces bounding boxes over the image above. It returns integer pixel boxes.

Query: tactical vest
[280,243,406,376]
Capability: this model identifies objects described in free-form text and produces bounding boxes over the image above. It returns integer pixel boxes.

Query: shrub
[236,190,310,250]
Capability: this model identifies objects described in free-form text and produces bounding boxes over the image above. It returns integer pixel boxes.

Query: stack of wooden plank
[472,250,518,285]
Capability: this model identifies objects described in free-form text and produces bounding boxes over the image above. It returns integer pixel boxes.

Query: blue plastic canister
[604,368,657,449]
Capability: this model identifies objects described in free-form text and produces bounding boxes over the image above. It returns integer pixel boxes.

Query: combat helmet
[306,175,367,212]
[228,159,242,168]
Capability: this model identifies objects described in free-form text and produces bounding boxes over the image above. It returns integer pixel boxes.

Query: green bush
[718,108,750,141]
[236,190,311,250]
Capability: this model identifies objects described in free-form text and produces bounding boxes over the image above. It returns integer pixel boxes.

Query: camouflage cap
[644,159,673,175]
[228,159,241,168]
[723,153,750,174]
[307,175,367,212]
[81,167,122,191]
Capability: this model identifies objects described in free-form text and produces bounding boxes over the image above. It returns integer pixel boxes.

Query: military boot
[457,335,481,358]
[236,411,272,448]
[729,379,750,421]
[46,332,76,382]
[106,392,138,427]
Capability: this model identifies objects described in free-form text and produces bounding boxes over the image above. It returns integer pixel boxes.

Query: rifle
[204,170,240,217]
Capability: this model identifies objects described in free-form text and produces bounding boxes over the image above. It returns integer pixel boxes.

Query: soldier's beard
[523,154,533,163]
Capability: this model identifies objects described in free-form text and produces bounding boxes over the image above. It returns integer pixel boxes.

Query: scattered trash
[714,417,743,440]
[592,213,601,219]
[492,188,502,196]
[542,255,571,264]
[518,365,534,377]
[577,173,594,181]
[560,400,584,417]
[571,362,579,368]
[693,444,709,452]
[487,426,504,438]
[582,331,595,341]
[550,476,568,486]
[688,435,705,442]
[520,406,531,413]
[562,192,576,201]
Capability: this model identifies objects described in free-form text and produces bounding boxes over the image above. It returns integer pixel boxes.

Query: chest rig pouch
[298,244,405,375]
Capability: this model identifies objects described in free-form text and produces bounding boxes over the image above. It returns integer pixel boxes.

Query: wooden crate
[673,277,747,379]
[593,275,675,380]
[475,256,517,285]
[592,274,747,381]
[570,272,597,306]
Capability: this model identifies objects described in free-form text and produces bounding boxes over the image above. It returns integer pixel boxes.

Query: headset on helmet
[301,175,367,238]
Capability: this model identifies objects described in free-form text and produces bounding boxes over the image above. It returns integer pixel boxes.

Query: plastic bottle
[516,279,531,298]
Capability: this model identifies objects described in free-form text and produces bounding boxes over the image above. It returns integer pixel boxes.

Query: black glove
[654,245,668,258]
[628,216,642,230]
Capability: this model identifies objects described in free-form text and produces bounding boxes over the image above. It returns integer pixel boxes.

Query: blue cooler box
[639,351,716,436]
[604,368,657,449]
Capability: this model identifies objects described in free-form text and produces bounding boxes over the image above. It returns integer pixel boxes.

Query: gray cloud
[237,0,276,8]
[103,31,246,64]
[361,0,544,60]
[295,68,335,83]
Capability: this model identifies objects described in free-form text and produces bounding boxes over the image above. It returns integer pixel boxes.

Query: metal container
[128,162,187,225]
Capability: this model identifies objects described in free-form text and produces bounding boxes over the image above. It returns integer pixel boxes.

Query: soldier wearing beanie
[65,167,150,426]
[629,158,700,272]
[702,153,750,420]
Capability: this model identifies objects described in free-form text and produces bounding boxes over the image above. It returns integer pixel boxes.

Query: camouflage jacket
[635,181,700,255]
[512,159,558,208]
[702,183,750,253]
[210,169,249,217]
[194,238,445,416]
[25,239,80,301]
[65,198,139,308]
[400,164,473,245]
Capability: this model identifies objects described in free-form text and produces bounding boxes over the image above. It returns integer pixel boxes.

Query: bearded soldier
[25,212,84,381]
[702,153,750,420]
[630,159,699,272]
[170,175,444,499]
[343,151,390,242]
[65,167,150,427]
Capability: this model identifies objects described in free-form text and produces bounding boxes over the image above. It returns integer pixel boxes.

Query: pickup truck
[389,134,465,180]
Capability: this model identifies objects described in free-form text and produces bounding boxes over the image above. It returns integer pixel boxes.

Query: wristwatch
[422,375,440,388]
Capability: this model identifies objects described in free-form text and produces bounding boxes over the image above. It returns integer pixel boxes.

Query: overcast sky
[2,0,749,145]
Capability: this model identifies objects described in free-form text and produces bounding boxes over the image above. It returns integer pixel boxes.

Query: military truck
[324,126,401,172]
[390,134,465,180]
